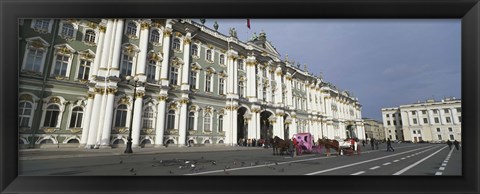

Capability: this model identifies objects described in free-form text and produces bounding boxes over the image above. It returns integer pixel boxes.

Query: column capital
[158,96,168,101]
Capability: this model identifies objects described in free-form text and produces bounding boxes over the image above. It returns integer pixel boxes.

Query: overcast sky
[197,19,461,121]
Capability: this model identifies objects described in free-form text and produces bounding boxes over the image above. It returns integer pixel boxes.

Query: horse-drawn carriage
[292,133,322,155]
[317,137,360,156]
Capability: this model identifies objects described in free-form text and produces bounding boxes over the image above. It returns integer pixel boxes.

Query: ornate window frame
[114,104,129,128]
[21,37,50,74]
[172,32,183,53]
[120,43,140,77]
[142,105,156,130]
[188,105,198,131]
[149,27,163,46]
[66,100,85,133]
[58,20,78,41]
[205,48,214,63]
[203,107,213,132]
[219,54,226,66]
[82,28,98,46]
[191,43,200,59]
[30,19,54,34]
[39,96,66,132]
[125,20,140,39]
[190,63,201,90]
[204,67,216,93]
[18,93,39,129]
[50,44,75,79]
[75,49,95,82]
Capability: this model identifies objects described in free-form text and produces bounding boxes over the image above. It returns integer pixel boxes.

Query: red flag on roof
[246,19,251,29]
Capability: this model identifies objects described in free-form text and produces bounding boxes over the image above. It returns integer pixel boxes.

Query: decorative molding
[19,94,33,102]
[42,128,58,133]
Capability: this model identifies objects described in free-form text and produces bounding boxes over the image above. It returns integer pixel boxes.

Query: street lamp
[124,75,141,154]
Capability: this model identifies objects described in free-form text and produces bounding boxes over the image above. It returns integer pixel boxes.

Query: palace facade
[381,97,461,142]
[18,19,364,148]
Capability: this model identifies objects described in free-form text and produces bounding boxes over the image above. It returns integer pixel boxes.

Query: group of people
[362,138,380,150]
[238,138,265,147]
[446,140,461,150]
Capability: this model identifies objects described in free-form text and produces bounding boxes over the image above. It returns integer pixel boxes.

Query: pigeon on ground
[211,161,216,165]
[119,160,123,164]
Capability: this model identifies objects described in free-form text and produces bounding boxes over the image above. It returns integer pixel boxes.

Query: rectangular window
[53,55,69,77]
[446,117,451,123]
[423,118,428,124]
[219,78,225,95]
[121,54,133,76]
[449,135,454,140]
[412,111,416,115]
[190,71,197,90]
[24,48,44,72]
[456,107,461,113]
[413,118,417,124]
[146,60,156,82]
[205,74,211,92]
[422,110,427,114]
[448,127,453,132]
[393,120,396,126]
[437,128,441,132]
[444,109,449,113]
[77,60,91,80]
[438,135,442,140]
[433,109,438,114]
[34,19,50,31]
[386,114,389,117]
[169,67,178,85]
[434,117,439,123]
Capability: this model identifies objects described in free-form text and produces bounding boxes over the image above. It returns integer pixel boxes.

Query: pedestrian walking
[446,140,453,150]
[453,140,460,150]
[370,138,375,150]
[386,138,395,152]
[362,140,365,147]
[375,140,379,150]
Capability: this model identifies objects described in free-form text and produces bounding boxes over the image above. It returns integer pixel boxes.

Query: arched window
[69,107,84,128]
[218,115,223,132]
[18,102,33,127]
[115,104,128,127]
[188,112,195,130]
[173,38,181,50]
[191,45,198,56]
[142,106,154,129]
[126,22,137,36]
[33,19,50,31]
[203,113,211,132]
[150,30,160,43]
[61,23,75,39]
[84,30,96,43]
[146,60,156,82]
[43,104,60,127]
[167,110,176,130]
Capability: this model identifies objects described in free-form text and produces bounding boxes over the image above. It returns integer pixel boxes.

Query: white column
[232,107,238,145]
[100,19,114,70]
[131,92,144,147]
[266,67,273,103]
[223,107,232,145]
[181,34,191,91]
[136,21,150,77]
[246,56,257,102]
[111,19,124,71]
[178,99,188,146]
[91,23,106,78]
[286,75,293,108]
[80,93,94,146]
[154,96,167,147]
[99,89,116,147]
[86,90,103,148]
[274,67,282,106]
[160,26,172,86]
[290,116,297,138]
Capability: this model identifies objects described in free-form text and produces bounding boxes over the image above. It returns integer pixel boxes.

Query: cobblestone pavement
[19,145,263,160]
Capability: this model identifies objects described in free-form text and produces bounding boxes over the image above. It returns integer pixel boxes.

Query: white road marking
[370,166,380,170]
[439,167,445,171]
[393,146,447,175]
[435,148,454,176]
[393,160,399,162]
[383,162,391,166]
[351,171,365,175]
[442,163,447,166]
[401,158,406,160]
[435,172,443,175]
[306,146,437,175]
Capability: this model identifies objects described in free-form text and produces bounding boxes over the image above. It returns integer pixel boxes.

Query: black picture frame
[1,0,478,193]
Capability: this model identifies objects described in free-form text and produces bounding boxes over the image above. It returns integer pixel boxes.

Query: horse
[317,138,340,157]
[272,136,291,155]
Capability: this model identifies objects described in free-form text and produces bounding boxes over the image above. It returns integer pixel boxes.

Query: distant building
[363,118,385,141]
[381,97,461,142]
[18,19,365,149]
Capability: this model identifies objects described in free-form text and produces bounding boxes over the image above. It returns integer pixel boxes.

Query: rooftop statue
[229,27,237,38]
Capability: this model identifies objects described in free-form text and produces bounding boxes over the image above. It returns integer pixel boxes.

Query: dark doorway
[237,107,247,144]
[346,125,356,139]
[283,115,289,140]
[260,111,273,141]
